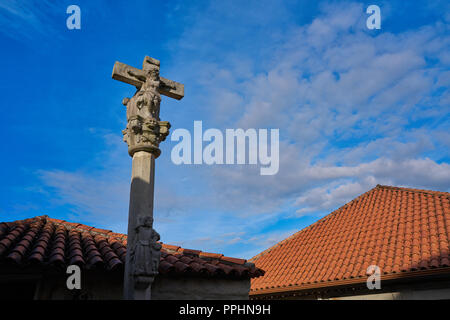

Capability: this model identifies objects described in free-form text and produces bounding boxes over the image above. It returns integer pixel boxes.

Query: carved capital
[123,119,171,157]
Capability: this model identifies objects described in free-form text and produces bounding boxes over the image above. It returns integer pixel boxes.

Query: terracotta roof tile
[199,252,224,259]
[177,247,202,256]
[250,185,450,295]
[0,216,263,280]
[220,256,247,265]
[161,244,180,253]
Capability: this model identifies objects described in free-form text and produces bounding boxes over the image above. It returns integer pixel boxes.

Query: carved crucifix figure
[112,56,184,300]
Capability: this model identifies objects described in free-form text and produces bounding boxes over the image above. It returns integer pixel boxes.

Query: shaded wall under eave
[31,271,250,300]
[250,274,450,300]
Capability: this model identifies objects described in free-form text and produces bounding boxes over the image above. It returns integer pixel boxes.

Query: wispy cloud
[0,0,63,40]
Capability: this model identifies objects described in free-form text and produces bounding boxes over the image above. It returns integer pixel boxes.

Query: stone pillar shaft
[123,151,156,300]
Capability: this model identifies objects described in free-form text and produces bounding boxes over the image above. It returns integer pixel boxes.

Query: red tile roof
[0,216,263,279]
[250,185,450,295]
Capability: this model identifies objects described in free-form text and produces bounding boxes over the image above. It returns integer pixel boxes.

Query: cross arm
[112,61,184,100]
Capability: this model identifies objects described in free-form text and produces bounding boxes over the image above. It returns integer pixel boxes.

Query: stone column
[112,56,183,300]
[123,151,157,300]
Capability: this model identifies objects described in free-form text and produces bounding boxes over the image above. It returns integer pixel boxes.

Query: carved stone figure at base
[130,216,162,279]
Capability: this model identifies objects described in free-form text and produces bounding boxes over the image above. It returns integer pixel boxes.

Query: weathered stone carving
[121,58,171,157]
[130,216,161,285]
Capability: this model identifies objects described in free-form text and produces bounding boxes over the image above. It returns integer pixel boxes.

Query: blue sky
[0,0,449,259]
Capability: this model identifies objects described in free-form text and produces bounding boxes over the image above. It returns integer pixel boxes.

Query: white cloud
[0,0,63,40]
[182,2,450,218]
[294,158,450,215]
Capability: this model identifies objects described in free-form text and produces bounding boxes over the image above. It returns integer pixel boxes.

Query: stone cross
[112,56,184,300]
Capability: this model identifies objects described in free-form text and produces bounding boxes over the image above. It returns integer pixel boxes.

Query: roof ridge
[4,215,250,266]
[47,217,127,240]
[376,184,450,196]
[250,184,449,263]
[1,216,263,279]
[249,185,379,263]
[250,184,450,292]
